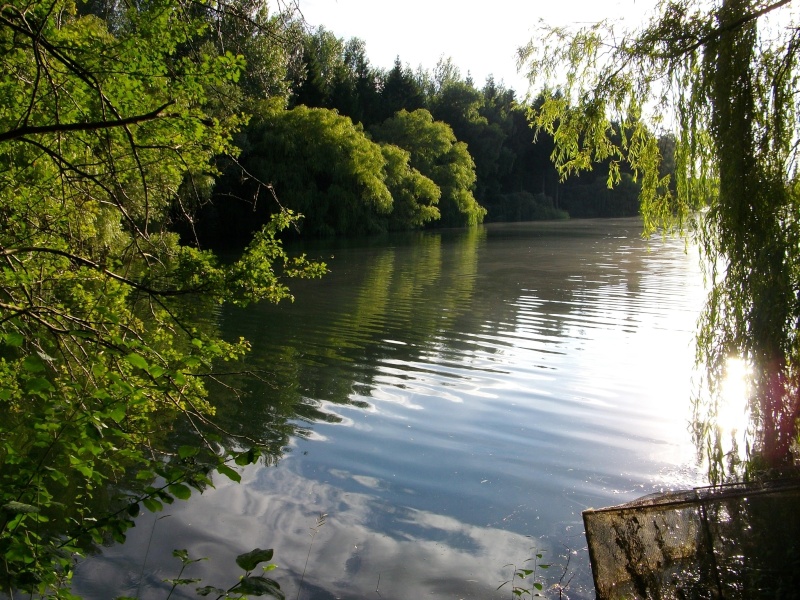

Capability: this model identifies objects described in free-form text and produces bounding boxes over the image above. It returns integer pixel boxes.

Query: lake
[73,218,710,599]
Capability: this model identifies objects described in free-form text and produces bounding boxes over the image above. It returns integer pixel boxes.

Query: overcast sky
[297,0,656,95]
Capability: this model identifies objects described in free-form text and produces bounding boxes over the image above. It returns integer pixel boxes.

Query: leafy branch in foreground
[497,546,550,598]
[519,0,800,478]
[0,0,324,596]
[173,547,284,600]
[115,546,285,600]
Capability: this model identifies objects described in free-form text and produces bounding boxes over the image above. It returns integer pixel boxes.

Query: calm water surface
[74,218,709,599]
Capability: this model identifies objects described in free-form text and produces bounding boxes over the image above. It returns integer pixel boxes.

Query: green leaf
[182,356,202,369]
[75,464,94,478]
[216,464,241,483]
[173,549,189,561]
[127,503,140,518]
[142,498,163,513]
[236,576,283,598]
[109,406,126,423]
[2,332,23,347]
[136,470,155,481]
[22,354,45,373]
[25,377,53,393]
[236,548,275,571]
[125,352,148,371]
[43,467,69,486]
[2,501,41,515]
[196,586,226,596]
[168,483,191,500]
[164,578,201,586]
[234,448,258,466]
[178,445,200,459]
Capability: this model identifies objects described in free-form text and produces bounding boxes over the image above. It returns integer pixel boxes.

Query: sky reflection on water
[73,219,709,599]
[75,464,562,600]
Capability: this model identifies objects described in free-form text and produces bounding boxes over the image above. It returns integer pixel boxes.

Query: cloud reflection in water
[74,461,574,600]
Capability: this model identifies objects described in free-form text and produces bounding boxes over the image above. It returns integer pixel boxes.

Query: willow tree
[371,109,487,227]
[519,0,800,476]
[235,105,394,237]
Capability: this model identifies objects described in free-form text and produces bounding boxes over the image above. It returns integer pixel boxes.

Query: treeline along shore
[184,25,675,245]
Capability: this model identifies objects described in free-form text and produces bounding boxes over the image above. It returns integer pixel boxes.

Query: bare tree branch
[0,101,176,143]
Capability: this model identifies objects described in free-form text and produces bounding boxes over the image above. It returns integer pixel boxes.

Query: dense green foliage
[186,21,656,246]
[266,25,641,232]
[519,0,800,476]
[0,0,323,594]
[237,104,394,237]
[380,143,442,230]
[202,103,447,240]
[371,109,486,227]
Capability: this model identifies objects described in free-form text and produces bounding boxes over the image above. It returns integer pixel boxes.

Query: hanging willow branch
[519,0,800,477]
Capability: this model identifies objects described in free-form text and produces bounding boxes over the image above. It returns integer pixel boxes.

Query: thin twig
[296,513,327,600]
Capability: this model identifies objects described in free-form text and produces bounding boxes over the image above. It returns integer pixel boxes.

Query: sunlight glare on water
[718,356,753,446]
